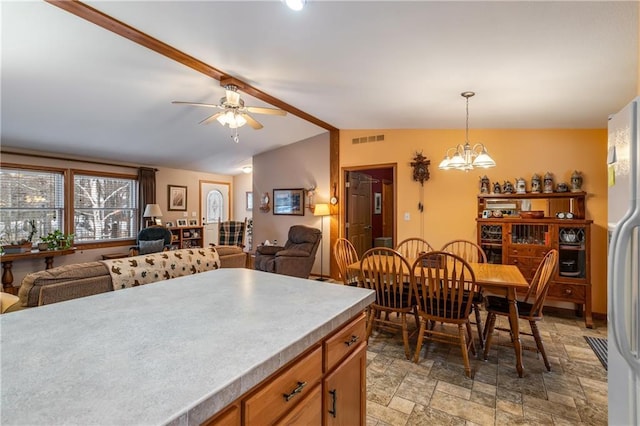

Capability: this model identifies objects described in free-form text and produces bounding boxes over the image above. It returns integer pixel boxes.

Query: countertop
[0,269,374,425]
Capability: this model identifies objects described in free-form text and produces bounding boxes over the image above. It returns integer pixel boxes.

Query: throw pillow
[139,239,165,255]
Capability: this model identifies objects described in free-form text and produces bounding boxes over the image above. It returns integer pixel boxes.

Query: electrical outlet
[183,212,188,217]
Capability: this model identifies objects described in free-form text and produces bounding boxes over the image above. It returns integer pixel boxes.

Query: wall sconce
[306,186,316,211]
[259,192,270,213]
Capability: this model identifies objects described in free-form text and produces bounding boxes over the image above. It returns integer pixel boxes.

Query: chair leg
[458,324,472,378]
[465,320,476,357]
[414,318,426,363]
[530,320,551,371]
[413,305,420,330]
[473,304,484,349]
[401,313,411,360]
[483,312,497,361]
[366,307,376,341]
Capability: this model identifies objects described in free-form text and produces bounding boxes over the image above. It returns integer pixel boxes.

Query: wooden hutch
[476,192,593,328]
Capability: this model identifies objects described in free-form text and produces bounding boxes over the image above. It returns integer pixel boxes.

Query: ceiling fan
[172,83,287,132]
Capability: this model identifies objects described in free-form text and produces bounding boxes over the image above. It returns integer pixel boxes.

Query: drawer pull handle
[565,289,573,295]
[283,381,306,402]
[328,389,337,418]
[344,335,359,346]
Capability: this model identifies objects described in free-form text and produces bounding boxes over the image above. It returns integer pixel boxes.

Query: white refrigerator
[608,96,640,425]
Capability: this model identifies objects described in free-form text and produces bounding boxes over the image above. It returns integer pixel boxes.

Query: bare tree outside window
[74,174,138,242]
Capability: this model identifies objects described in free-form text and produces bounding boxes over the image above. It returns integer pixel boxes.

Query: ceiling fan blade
[243,114,263,130]
[199,112,224,125]
[172,101,222,109]
[245,106,287,116]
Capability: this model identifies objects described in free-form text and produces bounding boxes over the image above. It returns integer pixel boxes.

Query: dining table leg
[507,288,524,377]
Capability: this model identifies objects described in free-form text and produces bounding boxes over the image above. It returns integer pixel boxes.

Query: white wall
[252,132,330,278]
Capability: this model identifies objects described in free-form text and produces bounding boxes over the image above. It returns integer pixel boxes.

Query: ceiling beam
[45,0,338,132]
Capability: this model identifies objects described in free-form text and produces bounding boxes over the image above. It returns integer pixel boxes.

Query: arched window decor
[206,189,225,223]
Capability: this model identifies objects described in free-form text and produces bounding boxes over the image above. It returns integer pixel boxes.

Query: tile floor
[365,311,608,425]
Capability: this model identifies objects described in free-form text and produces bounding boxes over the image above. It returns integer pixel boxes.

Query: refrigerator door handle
[610,204,640,375]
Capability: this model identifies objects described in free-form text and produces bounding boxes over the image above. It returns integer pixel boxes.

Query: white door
[199,181,230,246]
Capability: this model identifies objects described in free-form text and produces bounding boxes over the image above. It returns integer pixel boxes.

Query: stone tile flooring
[365,311,608,425]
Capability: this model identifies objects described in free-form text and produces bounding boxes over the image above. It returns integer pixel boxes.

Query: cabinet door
[202,403,240,426]
[557,225,588,280]
[324,343,366,426]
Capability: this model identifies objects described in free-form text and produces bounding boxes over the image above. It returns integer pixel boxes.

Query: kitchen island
[0,268,374,425]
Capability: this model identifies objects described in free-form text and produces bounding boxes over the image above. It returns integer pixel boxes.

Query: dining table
[347,256,530,377]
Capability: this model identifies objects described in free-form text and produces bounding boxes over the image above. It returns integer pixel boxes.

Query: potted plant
[41,230,75,250]
[1,220,37,253]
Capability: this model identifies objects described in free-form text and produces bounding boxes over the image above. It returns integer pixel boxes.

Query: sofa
[5,247,226,313]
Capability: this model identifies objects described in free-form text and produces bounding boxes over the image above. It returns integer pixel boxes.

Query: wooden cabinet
[168,226,204,249]
[476,193,593,328]
[324,343,366,426]
[203,312,367,425]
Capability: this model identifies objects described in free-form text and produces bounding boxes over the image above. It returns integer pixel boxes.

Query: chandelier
[438,91,496,171]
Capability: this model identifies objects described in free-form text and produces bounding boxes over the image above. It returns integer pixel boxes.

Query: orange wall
[340,128,608,314]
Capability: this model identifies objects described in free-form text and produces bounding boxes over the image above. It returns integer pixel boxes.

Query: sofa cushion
[139,239,165,254]
[18,261,110,308]
[101,248,220,290]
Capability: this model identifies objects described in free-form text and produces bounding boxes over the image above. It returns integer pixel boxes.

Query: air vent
[352,134,385,144]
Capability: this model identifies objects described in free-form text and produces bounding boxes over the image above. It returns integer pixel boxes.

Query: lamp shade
[313,203,330,217]
[143,204,163,218]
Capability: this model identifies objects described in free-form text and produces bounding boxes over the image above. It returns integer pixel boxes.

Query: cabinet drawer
[275,383,322,426]
[244,346,322,425]
[547,283,586,302]
[508,246,532,257]
[324,313,366,372]
[506,256,533,269]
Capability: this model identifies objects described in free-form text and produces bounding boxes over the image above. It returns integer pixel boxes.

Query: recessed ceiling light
[242,165,253,174]
[284,0,305,11]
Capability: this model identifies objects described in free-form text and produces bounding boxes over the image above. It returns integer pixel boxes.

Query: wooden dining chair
[360,247,419,359]
[441,239,488,348]
[333,238,360,286]
[482,249,559,371]
[411,251,478,378]
[395,238,434,260]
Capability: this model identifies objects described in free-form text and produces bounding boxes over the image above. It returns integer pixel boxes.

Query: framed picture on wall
[168,185,187,211]
[273,188,305,216]
[374,192,382,214]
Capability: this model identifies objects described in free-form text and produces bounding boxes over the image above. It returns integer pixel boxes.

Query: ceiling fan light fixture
[284,0,305,11]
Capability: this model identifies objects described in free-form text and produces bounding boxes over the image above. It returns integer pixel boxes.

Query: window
[206,189,224,223]
[73,172,138,242]
[0,167,64,244]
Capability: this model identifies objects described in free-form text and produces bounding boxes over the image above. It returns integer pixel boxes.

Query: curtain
[138,167,157,231]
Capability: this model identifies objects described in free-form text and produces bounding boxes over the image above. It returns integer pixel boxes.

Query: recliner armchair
[130,226,173,256]
[254,225,321,278]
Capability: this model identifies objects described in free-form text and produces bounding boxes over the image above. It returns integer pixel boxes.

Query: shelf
[477,191,592,328]
[168,226,204,250]
[478,192,586,199]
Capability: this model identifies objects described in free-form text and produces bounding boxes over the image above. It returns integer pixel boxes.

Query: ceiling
[1,1,637,175]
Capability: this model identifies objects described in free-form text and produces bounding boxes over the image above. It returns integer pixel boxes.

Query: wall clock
[410,151,431,186]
